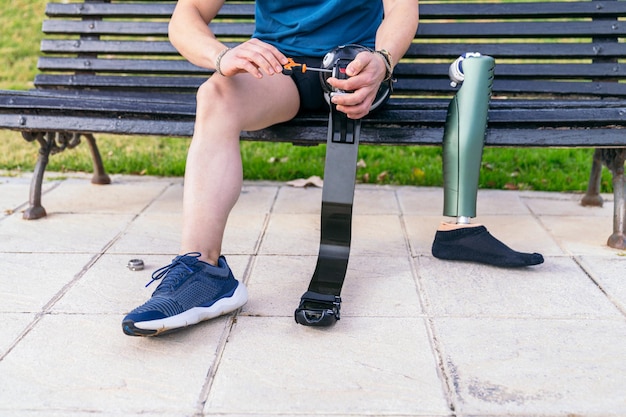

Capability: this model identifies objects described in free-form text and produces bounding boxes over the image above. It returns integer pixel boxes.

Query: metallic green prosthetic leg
[442,56,495,220]
[434,55,543,267]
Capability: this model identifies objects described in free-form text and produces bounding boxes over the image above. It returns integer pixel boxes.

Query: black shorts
[289,56,328,113]
[288,55,391,114]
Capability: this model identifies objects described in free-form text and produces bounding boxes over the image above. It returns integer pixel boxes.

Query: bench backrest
[38,0,626,99]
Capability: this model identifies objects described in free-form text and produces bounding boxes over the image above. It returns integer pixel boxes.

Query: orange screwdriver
[282,58,332,75]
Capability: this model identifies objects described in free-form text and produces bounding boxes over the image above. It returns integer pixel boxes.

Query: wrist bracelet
[215,47,231,76]
[374,49,393,81]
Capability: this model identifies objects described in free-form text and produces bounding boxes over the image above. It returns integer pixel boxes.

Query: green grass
[0,0,614,193]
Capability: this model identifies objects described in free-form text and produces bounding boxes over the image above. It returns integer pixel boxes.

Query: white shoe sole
[134,282,248,333]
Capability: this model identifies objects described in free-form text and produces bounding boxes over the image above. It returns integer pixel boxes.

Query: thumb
[346,54,368,77]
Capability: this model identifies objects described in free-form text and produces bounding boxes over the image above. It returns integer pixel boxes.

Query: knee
[196,79,226,117]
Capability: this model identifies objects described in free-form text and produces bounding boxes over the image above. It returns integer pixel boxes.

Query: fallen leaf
[286,175,323,188]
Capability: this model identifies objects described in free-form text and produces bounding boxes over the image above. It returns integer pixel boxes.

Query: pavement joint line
[573,255,626,319]
[0,250,104,363]
[0,179,163,362]
[193,314,238,416]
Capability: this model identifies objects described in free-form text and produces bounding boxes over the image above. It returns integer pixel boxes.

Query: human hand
[216,38,288,79]
[325,51,388,119]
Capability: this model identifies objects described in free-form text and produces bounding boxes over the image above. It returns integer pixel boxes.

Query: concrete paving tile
[108,212,265,256]
[242,255,422,318]
[3,412,185,417]
[222,213,269,255]
[524,193,614,217]
[0,313,229,415]
[141,181,183,214]
[203,415,449,417]
[0,213,134,253]
[0,253,96,313]
[106,213,182,254]
[260,213,406,257]
[273,185,399,215]
[578,255,626,315]
[400,215,440,256]
[232,184,279,215]
[539,215,621,256]
[273,186,322,214]
[416,256,622,319]
[397,187,534,216]
[353,186,401,215]
[259,213,321,255]
[240,255,316,317]
[0,313,35,357]
[202,411,446,417]
[403,215,562,257]
[435,317,626,416]
[52,253,250,315]
[0,176,56,217]
[205,316,451,416]
[397,186,444,215]
[36,177,172,215]
[351,215,407,256]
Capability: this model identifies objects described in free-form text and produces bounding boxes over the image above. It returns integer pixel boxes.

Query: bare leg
[179,73,300,265]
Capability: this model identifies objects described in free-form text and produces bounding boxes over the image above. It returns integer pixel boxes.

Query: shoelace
[145,252,202,289]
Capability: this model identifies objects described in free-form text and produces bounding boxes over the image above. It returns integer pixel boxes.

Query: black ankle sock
[431,225,544,268]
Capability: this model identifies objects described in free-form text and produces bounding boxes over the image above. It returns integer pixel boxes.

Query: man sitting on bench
[121,0,541,337]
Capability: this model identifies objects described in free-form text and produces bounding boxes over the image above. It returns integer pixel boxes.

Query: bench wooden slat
[37,57,203,74]
[41,19,626,39]
[421,1,625,18]
[40,39,626,60]
[42,20,255,37]
[33,74,205,91]
[395,63,626,79]
[417,21,626,38]
[40,39,178,55]
[43,1,625,20]
[2,111,622,148]
[33,73,626,99]
[45,2,251,19]
[407,42,626,59]
[394,78,626,98]
[4,90,626,127]
[37,57,626,83]
[45,2,176,18]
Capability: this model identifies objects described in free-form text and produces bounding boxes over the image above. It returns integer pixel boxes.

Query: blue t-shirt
[253,0,383,57]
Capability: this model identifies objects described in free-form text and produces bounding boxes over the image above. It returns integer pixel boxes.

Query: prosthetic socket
[442,55,495,219]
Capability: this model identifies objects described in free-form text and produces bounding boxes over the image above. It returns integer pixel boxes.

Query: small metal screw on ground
[127,259,144,271]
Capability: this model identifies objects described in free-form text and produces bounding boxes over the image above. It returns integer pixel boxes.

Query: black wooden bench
[0,0,625,249]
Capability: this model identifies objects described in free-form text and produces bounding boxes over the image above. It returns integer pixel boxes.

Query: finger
[225,40,286,77]
[246,39,287,74]
[345,53,369,77]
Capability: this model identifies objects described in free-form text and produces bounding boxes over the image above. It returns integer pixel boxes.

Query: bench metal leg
[21,131,111,220]
[604,148,626,249]
[84,134,111,185]
[581,148,605,207]
[580,148,625,249]
[22,132,52,219]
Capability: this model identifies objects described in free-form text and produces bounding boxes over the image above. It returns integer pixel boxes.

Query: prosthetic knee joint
[442,54,495,223]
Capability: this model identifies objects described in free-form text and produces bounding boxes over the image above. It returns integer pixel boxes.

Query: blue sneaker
[122,252,248,336]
